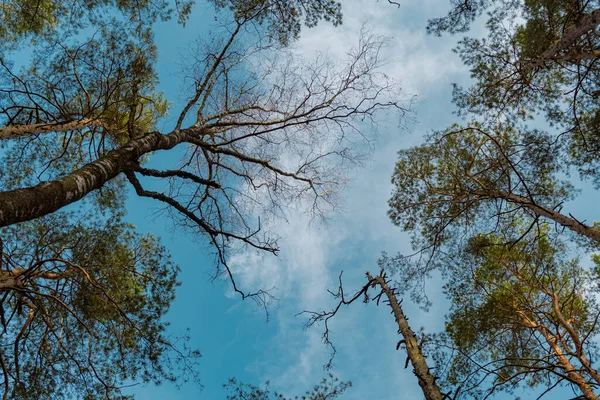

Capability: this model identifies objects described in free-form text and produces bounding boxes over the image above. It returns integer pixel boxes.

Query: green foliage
[0,0,343,49]
[0,0,194,47]
[0,211,200,399]
[426,0,493,36]
[388,123,570,249]
[210,0,342,44]
[0,25,169,195]
[386,119,600,397]
[0,0,59,42]
[432,0,600,185]
[382,0,600,398]
[0,24,178,392]
[514,18,554,60]
[386,16,600,390]
[436,225,600,398]
[384,121,583,310]
[515,0,582,58]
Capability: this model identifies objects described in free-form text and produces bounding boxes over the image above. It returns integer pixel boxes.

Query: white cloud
[289,0,464,94]
[226,2,466,398]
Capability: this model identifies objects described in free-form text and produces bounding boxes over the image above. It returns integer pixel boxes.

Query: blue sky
[116,1,598,399]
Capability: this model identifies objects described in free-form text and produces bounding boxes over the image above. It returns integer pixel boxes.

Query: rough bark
[0,276,20,290]
[0,129,189,227]
[368,272,444,400]
[480,190,600,244]
[0,119,103,140]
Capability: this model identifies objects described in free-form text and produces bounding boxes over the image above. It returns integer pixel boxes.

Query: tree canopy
[4,0,600,398]
[435,225,600,399]
[381,0,600,398]
[0,210,200,399]
[0,0,407,397]
[433,0,600,184]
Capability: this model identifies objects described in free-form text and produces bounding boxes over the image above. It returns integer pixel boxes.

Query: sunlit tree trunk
[518,311,598,400]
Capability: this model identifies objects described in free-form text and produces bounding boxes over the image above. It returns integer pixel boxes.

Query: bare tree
[0,13,405,295]
[0,0,406,397]
[304,270,445,400]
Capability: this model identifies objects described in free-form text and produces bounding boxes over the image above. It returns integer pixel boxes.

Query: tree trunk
[0,119,103,140]
[480,190,600,244]
[368,272,444,400]
[548,294,600,386]
[519,311,599,400]
[0,129,189,227]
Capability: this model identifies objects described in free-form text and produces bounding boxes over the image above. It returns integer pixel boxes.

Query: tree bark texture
[0,130,189,227]
[368,272,444,400]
